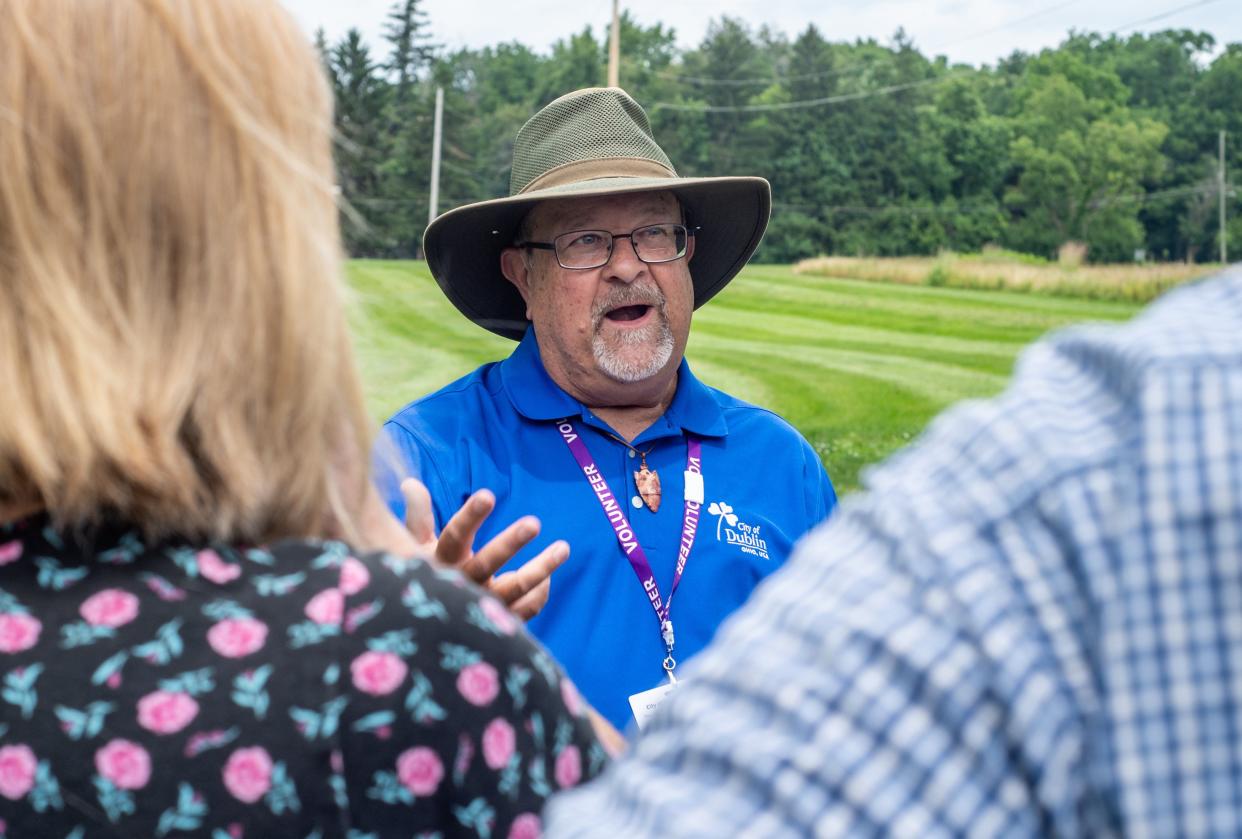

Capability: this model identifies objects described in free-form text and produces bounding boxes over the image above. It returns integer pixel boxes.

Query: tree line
[317,2,1242,264]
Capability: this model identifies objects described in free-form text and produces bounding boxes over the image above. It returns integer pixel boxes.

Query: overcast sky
[285,0,1241,68]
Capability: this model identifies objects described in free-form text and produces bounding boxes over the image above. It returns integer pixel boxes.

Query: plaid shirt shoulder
[548,269,1242,839]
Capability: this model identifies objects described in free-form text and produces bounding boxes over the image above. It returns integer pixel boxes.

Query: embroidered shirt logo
[707,502,769,560]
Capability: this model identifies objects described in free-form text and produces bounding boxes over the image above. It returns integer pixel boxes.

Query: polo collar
[500,328,728,439]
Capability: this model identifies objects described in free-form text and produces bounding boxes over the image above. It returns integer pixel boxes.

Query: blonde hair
[0,0,373,543]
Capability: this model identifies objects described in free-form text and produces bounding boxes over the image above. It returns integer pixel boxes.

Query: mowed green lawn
[348,259,1143,494]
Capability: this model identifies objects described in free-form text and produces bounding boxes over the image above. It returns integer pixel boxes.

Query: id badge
[628,681,677,730]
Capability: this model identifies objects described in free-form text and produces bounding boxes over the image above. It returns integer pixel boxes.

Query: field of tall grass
[794,247,1217,304]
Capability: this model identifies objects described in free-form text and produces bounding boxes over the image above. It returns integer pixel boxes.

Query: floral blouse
[0,513,604,838]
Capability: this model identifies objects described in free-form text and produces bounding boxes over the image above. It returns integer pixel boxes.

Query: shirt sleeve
[336,552,607,837]
[377,419,454,529]
[546,331,1138,838]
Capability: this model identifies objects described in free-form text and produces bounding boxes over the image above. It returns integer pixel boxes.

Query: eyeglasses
[518,223,696,270]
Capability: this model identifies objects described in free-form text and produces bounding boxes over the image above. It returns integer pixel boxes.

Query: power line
[1111,0,1227,34]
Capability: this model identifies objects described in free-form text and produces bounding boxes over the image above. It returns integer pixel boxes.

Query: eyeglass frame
[516,223,699,270]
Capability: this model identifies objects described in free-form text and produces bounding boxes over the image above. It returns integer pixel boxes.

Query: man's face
[502,191,695,392]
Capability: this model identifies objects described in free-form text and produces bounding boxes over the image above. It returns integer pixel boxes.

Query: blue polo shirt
[380,330,836,730]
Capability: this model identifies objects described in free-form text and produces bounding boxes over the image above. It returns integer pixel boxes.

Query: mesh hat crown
[422,87,772,340]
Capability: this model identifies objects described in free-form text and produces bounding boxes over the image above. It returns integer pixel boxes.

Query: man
[546,267,1242,837]
[382,87,836,730]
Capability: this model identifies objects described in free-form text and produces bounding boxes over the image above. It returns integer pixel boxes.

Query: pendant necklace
[602,432,662,513]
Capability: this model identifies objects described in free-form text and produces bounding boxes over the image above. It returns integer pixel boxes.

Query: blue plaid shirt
[548,269,1242,838]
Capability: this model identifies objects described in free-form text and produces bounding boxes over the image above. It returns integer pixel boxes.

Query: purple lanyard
[557,420,702,681]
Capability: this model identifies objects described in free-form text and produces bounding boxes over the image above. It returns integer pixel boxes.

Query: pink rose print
[480,597,519,635]
[79,589,139,628]
[350,650,408,696]
[508,813,542,839]
[457,662,500,706]
[137,690,199,734]
[207,617,268,658]
[338,557,371,595]
[0,541,21,566]
[196,549,241,585]
[554,745,582,789]
[482,717,516,770]
[0,745,37,800]
[0,613,40,654]
[396,747,443,797]
[95,739,151,790]
[304,588,344,626]
[560,678,583,717]
[222,746,273,803]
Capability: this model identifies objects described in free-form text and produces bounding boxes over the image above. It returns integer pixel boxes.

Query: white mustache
[591,283,666,327]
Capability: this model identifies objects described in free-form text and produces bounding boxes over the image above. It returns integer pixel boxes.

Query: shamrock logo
[707,502,738,540]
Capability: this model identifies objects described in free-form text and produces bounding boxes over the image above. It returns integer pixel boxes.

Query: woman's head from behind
[0,0,370,542]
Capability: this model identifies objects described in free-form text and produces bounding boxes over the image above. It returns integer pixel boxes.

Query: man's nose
[603,234,644,282]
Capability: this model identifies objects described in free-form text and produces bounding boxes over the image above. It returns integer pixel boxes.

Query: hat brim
[422,175,772,340]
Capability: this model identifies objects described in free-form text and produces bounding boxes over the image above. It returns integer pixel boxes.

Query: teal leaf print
[231,665,272,720]
[287,619,340,648]
[531,650,558,687]
[404,672,447,725]
[351,711,396,733]
[588,741,608,777]
[159,667,215,697]
[91,651,129,687]
[243,547,275,566]
[0,723,7,738]
[34,557,89,590]
[252,572,307,597]
[31,759,63,812]
[131,619,184,665]
[265,761,300,815]
[465,602,504,635]
[528,754,551,798]
[41,525,64,550]
[289,696,347,739]
[412,833,444,839]
[310,542,349,569]
[365,770,414,805]
[167,548,200,577]
[98,533,143,565]
[60,620,116,649]
[93,775,135,822]
[453,797,496,839]
[401,581,449,621]
[0,586,29,613]
[156,783,206,836]
[3,663,43,719]
[66,827,86,839]
[329,770,348,811]
[381,553,411,576]
[554,718,574,752]
[439,643,483,672]
[504,666,532,710]
[452,733,473,786]
[212,831,235,839]
[322,663,340,685]
[201,600,254,621]
[498,753,522,799]
[344,598,383,633]
[529,711,545,748]
[184,727,239,758]
[366,628,416,657]
[54,701,114,740]
[348,832,381,839]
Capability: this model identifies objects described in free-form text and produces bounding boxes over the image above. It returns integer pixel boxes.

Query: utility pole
[607,0,620,88]
[428,86,443,227]
[1220,129,1228,264]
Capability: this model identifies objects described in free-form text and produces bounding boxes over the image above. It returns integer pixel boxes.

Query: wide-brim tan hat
[423,87,771,340]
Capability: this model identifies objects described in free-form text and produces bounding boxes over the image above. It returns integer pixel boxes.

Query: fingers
[489,539,569,618]
[464,515,541,583]
[435,489,496,571]
[400,478,436,546]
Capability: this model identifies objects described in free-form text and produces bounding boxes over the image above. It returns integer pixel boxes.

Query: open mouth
[604,304,652,323]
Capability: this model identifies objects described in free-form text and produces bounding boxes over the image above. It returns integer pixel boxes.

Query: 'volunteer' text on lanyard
[556,420,703,682]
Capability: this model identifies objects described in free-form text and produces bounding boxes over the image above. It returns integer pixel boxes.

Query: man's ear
[500,247,534,320]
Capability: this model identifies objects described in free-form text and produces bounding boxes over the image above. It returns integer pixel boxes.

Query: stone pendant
[634,464,661,513]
